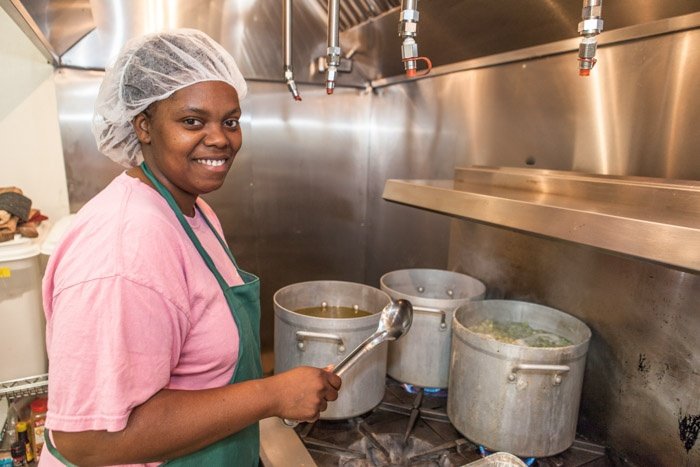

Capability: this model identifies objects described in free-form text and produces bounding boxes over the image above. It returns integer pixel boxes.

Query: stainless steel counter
[260,417,318,467]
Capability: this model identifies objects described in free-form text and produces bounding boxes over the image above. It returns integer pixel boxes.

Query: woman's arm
[52,366,340,466]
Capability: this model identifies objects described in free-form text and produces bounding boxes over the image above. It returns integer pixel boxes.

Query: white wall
[0,8,69,226]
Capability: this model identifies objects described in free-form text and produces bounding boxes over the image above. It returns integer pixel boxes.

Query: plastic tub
[0,235,47,381]
[39,214,76,275]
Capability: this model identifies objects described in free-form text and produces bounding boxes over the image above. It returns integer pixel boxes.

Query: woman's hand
[267,366,342,422]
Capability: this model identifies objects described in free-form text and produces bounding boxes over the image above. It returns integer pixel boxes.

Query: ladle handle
[333,330,384,377]
[283,330,388,427]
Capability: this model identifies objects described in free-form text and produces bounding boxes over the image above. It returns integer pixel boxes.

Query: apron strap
[140,162,235,292]
[198,203,239,269]
[44,429,79,467]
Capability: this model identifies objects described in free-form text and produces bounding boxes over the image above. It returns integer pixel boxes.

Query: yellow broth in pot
[295,305,372,319]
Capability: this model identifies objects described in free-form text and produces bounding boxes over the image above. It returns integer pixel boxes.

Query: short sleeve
[45,274,188,432]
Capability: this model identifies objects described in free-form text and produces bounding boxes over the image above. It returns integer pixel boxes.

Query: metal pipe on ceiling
[577,0,604,76]
[326,0,341,94]
[283,0,301,101]
[398,0,430,77]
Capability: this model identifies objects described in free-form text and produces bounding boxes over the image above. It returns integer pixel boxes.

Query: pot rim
[379,268,486,307]
[452,299,592,358]
[273,280,391,324]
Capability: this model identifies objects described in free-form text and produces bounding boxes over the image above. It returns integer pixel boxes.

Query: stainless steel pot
[379,269,485,388]
[448,300,592,457]
[273,280,391,419]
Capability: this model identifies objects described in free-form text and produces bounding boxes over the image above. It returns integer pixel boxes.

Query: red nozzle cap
[406,69,416,78]
[294,96,302,101]
[579,68,591,76]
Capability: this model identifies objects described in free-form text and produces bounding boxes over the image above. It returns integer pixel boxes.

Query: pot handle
[412,306,448,331]
[509,363,570,386]
[295,331,346,353]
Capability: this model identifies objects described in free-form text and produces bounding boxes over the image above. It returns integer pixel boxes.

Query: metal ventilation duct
[1,0,94,64]
[314,0,400,32]
[18,0,94,56]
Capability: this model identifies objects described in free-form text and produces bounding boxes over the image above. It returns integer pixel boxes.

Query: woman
[41,29,341,466]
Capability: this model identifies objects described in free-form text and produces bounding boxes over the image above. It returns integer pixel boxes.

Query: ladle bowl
[333,298,413,376]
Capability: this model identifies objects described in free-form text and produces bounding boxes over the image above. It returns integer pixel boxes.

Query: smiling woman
[130,81,243,215]
[40,29,341,467]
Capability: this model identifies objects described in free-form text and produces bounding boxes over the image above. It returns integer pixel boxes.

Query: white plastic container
[0,235,47,381]
[39,214,76,275]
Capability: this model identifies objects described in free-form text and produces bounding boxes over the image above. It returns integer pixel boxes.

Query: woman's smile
[192,156,232,171]
[194,158,228,167]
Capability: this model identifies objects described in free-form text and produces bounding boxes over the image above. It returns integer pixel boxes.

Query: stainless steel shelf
[0,374,48,449]
[382,166,700,272]
[0,374,48,400]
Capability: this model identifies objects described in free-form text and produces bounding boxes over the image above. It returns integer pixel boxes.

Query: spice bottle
[10,440,26,466]
[4,402,19,446]
[15,422,34,463]
[30,397,48,459]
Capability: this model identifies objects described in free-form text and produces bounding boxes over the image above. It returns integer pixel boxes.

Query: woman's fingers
[272,366,342,421]
[326,373,342,396]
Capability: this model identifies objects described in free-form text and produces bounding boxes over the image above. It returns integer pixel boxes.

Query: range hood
[0,0,94,64]
[4,0,700,84]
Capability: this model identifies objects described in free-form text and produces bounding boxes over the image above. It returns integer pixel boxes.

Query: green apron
[45,162,263,466]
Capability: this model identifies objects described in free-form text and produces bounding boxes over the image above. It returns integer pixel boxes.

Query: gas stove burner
[479,445,536,466]
[402,383,448,398]
[341,433,438,466]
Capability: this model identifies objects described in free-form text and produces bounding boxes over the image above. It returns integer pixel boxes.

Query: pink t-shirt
[40,172,244,466]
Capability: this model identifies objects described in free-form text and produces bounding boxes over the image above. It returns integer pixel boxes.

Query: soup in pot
[469,319,572,347]
[295,305,372,319]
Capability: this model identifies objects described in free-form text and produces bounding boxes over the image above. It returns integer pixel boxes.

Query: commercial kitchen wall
[0,8,69,224]
[54,24,699,467]
[368,28,700,466]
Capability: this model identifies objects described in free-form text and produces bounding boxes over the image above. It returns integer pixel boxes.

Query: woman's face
[134,80,242,211]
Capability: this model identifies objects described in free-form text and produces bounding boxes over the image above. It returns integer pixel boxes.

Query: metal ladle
[283,299,413,427]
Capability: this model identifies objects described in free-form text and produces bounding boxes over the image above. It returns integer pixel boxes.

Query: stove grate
[291,378,612,467]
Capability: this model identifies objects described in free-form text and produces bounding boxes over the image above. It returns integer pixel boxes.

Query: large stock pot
[379,269,486,388]
[273,280,391,419]
[448,300,591,457]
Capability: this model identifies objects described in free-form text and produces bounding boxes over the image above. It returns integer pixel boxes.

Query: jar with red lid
[30,397,48,459]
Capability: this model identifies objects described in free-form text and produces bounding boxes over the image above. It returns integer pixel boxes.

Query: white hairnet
[92,28,247,167]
